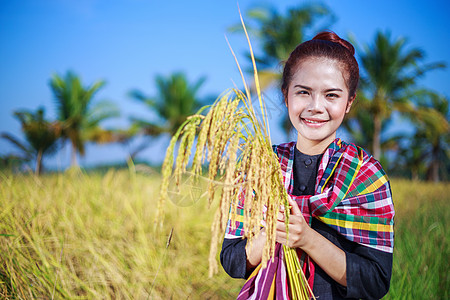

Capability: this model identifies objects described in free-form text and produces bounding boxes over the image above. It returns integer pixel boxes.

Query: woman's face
[286,57,354,154]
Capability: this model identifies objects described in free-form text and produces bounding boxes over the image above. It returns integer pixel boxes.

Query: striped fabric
[225,138,395,299]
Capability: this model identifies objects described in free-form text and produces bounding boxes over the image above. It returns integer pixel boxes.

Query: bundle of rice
[157,14,314,299]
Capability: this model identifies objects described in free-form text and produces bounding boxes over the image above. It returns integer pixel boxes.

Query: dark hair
[281,31,359,100]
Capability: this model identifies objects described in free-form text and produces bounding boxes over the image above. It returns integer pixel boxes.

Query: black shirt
[220,147,392,299]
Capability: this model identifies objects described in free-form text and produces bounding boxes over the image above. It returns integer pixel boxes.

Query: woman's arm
[343,244,392,299]
[220,229,267,279]
[220,238,248,278]
[229,196,347,283]
[277,197,393,298]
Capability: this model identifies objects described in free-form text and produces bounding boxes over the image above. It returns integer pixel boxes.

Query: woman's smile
[301,117,329,127]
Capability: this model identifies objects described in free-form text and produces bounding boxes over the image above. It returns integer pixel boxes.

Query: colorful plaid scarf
[224,138,395,299]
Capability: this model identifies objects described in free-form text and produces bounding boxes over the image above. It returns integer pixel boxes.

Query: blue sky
[1,0,449,169]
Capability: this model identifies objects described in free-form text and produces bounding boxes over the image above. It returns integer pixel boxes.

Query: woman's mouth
[301,118,328,127]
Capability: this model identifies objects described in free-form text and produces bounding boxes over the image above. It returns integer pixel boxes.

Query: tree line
[1,3,448,181]
[1,71,208,174]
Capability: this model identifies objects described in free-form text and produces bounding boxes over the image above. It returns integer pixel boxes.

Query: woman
[220,31,394,299]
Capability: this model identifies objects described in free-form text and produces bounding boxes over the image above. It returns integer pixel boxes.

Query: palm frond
[0,132,32,159]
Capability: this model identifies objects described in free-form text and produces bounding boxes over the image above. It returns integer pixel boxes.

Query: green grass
[0,171,448,299]
[385,180,449,300]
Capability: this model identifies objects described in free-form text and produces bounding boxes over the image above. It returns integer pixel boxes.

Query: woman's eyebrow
[324,88,343,93]
[293,84,312,90]
[293,85,343,93]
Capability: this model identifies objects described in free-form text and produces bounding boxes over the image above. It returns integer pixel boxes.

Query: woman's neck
[296,134,336,155]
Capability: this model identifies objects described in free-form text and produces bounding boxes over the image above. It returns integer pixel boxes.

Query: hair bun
[312,31,355,56]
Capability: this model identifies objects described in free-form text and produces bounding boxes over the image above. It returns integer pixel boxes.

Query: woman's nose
[308,94,325,113]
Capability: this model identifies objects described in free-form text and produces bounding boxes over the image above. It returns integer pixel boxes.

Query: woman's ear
[346,95,356,113]
[282,89,288,107]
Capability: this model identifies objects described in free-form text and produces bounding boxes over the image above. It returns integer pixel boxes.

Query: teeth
[304,119,323,124]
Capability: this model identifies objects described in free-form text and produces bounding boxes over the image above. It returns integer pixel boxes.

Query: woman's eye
[326,93,339,98]
[296,90,309,95]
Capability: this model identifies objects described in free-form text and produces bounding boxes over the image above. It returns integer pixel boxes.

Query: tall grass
[0,171,448,299]
[0,170,243,299]
[386,180,449,300]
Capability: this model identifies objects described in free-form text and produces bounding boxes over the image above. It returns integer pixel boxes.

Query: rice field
[0,169,448,299]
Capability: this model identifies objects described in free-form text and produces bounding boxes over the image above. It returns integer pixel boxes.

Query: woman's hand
[247,197,347,286]
[276,196,348,286]
[275,197,313,249]
[246,227,267,270]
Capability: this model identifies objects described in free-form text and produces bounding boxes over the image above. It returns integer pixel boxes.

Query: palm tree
[407,92,449,181]
[1,108,60,174]
[229,3,334,136]
[129,72,207,138]
[49,71,119,167]
[356,31,446,160]
[393,134,428,180]
[342,94,400,167]
[231,3,334,71]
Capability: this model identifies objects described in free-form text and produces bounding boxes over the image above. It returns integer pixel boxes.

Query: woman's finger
[287,215,302,225]
[275,230,287,244]
[288,196,302,216]
[276,220,287,232]
[277,211,284,222]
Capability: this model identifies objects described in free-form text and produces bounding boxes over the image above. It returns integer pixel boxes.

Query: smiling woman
[221,31,394,300]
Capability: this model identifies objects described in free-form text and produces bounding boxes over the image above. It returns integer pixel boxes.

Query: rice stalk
[158,86,286,270]
[158,10,314,299]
